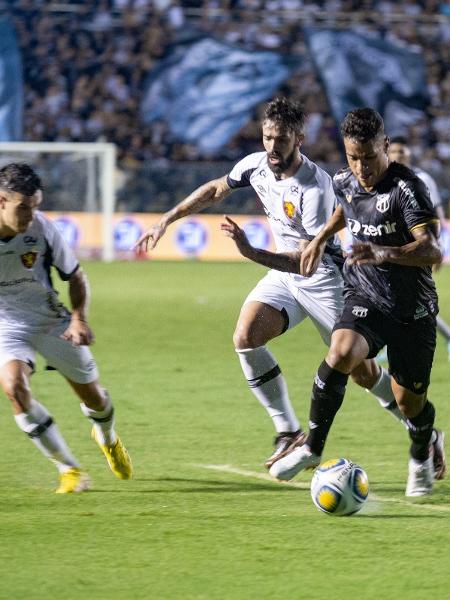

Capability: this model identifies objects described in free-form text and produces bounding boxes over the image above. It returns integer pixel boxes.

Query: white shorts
[0,319,99,384]
[243,268,344,346]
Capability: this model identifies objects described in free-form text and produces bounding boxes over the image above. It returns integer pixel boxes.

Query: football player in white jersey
[0,163,132,493]
[135,98,430,470]
[388,136,450,358]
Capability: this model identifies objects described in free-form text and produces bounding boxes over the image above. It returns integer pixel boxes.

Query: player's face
[0,190,42,235]
[343,136,389,191]
[388,142,411,166]
[262,120,303,176]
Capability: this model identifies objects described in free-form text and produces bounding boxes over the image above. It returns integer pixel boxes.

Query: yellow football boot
[56,468,90,494]
[92,427,133,480]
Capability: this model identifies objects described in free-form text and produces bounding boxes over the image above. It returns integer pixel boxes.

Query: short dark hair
[340,108,385,143]
[389,136,408,146]
[0,163,42,196]
[263,97,306,135]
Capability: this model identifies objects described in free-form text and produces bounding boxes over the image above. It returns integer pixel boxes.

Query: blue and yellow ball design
[310,458,369,516]
[317,458,347,473]
[352,467,369,502]
[315,485,341,513]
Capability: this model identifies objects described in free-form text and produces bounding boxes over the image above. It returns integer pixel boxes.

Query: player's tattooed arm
[134,176,233,252]
[300,205,346,277]
[348,222,443,267]
[221,216,301,273]
[61,268,95,346]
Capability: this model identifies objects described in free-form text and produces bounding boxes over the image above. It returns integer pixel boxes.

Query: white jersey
[227,152,342,276]
[414,167,442,208]
[0,211,78,332]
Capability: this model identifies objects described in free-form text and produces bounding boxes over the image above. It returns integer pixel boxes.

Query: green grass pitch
[0,261,449,600]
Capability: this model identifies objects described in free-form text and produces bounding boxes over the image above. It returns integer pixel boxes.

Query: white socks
[236,346,300,434]
[14,399,79,473]
[80,390,117,446]
[368,367,407,427]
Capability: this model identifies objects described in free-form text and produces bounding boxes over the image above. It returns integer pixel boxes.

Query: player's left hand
[61,318,95,346]
[347,242,386,266]
[221,216,251,255]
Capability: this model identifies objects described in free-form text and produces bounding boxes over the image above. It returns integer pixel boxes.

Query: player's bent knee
[233,328,263,349]
[326,349,358,374]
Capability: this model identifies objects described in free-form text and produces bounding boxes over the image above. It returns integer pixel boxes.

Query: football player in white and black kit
[134,98,433,470]
[0,163,132,492]
[271,108,446,496]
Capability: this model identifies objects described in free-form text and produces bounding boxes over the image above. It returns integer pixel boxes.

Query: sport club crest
[20,251,38,269]
[376,194,390,213]
[283,200,296,219]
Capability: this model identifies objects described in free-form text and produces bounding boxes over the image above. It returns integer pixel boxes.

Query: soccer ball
[310,458,369,516]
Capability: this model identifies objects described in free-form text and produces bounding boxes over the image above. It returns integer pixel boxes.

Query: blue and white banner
[141,35,298,154]
[304,29,428,135]
[0,18,23,141]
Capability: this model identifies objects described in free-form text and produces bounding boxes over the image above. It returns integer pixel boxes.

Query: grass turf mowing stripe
[198,463,450,513]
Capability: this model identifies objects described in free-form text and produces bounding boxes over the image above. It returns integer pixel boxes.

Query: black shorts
[333,295,437,394]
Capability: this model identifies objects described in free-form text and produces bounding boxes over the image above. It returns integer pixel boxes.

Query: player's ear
[297,133,305,147]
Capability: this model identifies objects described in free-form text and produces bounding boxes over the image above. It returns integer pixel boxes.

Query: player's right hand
[133,221,167,252]
[221,216,252,258]
[300,239,324,277]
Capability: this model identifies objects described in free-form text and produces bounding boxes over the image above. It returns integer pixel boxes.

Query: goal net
[0,142,116,261]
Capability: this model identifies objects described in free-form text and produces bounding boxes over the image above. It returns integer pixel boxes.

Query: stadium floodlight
[0,141,116,261]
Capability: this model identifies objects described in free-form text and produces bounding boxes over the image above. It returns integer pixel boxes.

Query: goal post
[0,141,117,261]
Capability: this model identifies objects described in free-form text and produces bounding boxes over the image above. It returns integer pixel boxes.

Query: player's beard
[267,147,297,177]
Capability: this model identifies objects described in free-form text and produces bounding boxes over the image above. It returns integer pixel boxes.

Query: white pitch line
[197,464,450,513]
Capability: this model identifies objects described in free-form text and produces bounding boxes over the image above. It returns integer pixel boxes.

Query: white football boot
[265,431,306,469]
[269,444,321,481]
[405,455,434,497]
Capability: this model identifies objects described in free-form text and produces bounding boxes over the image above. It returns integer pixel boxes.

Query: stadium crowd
[2,0,450,211]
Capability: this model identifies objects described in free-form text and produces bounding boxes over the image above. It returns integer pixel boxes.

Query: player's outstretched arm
[300,205,346,277]
[134,175,233,252]
[61,268,95,347]
[221,216,301,273]
[347,223,443,267]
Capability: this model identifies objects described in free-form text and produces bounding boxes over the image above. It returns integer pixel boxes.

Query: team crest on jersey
[283,200,296,219]
[376,194,390,213]
[21,251,38,269]
[345,193,352,203]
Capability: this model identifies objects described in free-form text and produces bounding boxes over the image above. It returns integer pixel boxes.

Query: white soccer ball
[310,458,369,516]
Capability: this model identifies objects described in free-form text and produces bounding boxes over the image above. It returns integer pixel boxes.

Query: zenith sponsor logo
[347,218,397,236]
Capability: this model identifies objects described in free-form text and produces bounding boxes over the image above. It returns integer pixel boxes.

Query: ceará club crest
[376,194,390,213]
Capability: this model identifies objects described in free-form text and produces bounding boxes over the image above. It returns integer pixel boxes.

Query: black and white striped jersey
[333,162,439,322]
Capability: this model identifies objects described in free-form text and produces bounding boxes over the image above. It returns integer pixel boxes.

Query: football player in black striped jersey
[271,108,445,495]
